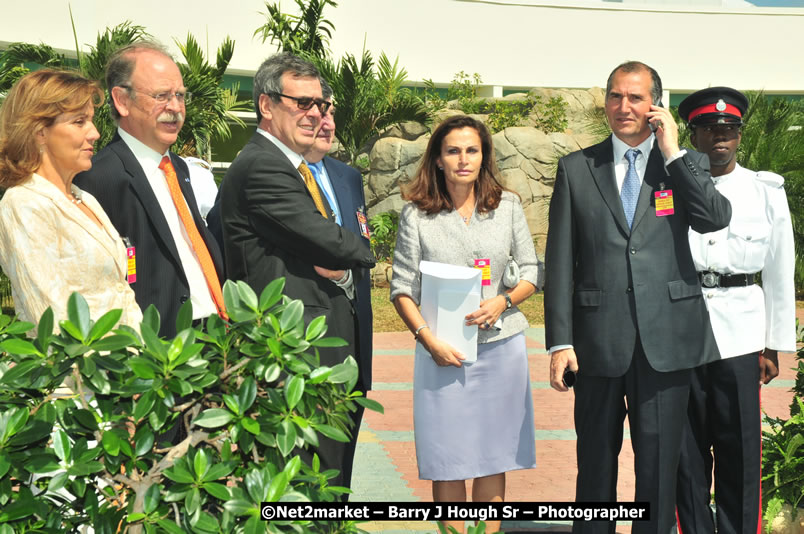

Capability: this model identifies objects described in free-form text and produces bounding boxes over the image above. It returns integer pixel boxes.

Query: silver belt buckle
[701,272,720,288]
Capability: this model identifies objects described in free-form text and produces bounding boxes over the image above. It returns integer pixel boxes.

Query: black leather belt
[698,271,757,288]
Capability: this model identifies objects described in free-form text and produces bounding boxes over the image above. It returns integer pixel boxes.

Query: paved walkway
[350,324,801,534]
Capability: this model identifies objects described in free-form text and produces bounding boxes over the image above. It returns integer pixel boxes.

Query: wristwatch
[503,293,513,310]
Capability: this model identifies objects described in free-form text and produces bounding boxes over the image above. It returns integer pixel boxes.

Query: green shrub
[0,280,381,533]
[448,71,483,115]
[369,211,399,265]
[485,93,569,134]
[761,321,804,529]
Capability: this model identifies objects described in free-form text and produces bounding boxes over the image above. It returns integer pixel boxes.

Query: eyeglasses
[271,93,332,114]
[121,85,192,105]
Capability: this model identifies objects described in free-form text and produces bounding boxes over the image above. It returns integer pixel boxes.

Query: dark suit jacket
[219,132,375,388]
[544,137,732,377]
[75,134,224,338]
[321,156,373,390]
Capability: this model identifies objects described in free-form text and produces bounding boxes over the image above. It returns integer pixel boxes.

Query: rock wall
[362,87,606,256]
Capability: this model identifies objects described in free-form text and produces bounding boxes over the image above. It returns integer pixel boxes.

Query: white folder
[419,260,482,363]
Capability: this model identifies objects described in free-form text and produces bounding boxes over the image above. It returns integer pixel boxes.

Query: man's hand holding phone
[649,100,681,158]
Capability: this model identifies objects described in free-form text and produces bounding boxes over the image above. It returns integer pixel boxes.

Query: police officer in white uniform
[676,87,796,534]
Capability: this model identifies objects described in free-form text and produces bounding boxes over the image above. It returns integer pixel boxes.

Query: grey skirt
[413,332,536,481]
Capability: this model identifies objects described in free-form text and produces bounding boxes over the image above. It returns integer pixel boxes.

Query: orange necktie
[298,162,328,218]
[159,156,228,320]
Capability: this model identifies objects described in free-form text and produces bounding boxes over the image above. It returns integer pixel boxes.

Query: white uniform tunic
[688,163,796,359]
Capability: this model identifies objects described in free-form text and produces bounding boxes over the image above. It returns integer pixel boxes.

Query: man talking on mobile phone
[544,61,732,534]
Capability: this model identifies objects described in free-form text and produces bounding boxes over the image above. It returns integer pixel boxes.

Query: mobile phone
[562,368,576,388]
[649,97,664,132]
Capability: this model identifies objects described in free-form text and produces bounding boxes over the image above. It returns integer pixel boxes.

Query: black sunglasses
[271,93,332,114]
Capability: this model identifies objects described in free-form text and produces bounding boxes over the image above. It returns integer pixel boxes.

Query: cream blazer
[0,173,143,330]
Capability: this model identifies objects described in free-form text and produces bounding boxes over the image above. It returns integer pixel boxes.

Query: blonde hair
[0,69,104,189]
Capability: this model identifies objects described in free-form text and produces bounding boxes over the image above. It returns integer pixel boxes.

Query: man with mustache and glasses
[76,41,225,338]
[676,87,796,534]
[218,53,374,495]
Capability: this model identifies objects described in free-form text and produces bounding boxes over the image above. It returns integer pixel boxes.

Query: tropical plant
[173,34,251,160]
[311,50,429,164]
[0,21,250,160]
[761,322,804,531]
[368,211,398,265]
[448,71,483,115]
[0,280,381,532]
[485,93,569,134]
[254,0,338,59]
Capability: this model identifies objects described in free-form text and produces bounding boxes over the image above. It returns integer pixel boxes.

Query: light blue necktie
[309,162,342,225]
[621,148,641,228]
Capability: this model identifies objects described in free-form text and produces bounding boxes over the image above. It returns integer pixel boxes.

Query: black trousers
[573,337,691,534]
[676,352,761,534]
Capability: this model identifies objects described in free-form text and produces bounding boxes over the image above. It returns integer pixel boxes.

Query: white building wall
[1,0,802,94]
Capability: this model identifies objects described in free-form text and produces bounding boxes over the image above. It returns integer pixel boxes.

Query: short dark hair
[606,61,663,105]
[253,52,321,123]
[105,41,173,120]
[403,115,508,215]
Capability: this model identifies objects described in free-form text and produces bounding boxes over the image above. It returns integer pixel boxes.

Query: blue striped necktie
[621,148,641,228]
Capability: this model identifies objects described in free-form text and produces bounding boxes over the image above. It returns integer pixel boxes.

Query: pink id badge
[655,190,674,216]
[474,258,491,286]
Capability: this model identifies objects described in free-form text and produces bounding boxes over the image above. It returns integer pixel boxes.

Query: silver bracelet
[413,324,429,339]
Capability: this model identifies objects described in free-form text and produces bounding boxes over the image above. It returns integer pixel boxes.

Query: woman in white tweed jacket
[0,70,142,331]
[391,115,543,533]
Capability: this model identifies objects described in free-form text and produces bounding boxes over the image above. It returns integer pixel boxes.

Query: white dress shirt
[689,164,796,357]
[118,128,217,319]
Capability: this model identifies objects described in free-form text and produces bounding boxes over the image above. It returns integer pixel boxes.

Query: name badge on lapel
[356,210,370,239]
[123,237,137,283]
[655,189,674,216]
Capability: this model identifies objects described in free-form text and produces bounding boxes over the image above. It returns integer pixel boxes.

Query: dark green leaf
[73,409,99,431]
[193,448,209,479]
[265,471,288,502]
[175,298,193,333]
[91,353,127,373]
[127,357,157,379]
[134,427,154,457]
[244,468,267,503]
[0,338,40,355]
[133,390,156,421]
[354,396,384,414]
[163,465,195,484]
[141,323,167,363]
[258,278,284,310]
[48,471,69,492]
[236,280,258,311]
[311,336,348,348]
[67,460,104,476]
[67,292,91,339]
[0,498,34,522]
[327,359,358,384]
[87,308,123,342]
[36,307,54,350]
[23,454,61,473]
[142,304,161,335]
[0,453,9,478]
[0,360,40,385]
[193,408,234,428]
[284,375,304,410]
[88,334,134,352]
[156,519,186,534]
[53,429,71,462]
[304,315,327,340]
[202,481,230,500]
[241,417,260,435]
[314,423,349,442]
[4,321,35,335]
[222,499,254,516]
[185,486,201,515]
[6,407,29,438]
[101,431,121,456]
[222,394,240,416]
[279,299,304,331]
[58,319,84,341]
[202,461,234,482]
[308,367,331,384]
[276,419,297,456]
[238,376,257,413]
[143,483,160,515]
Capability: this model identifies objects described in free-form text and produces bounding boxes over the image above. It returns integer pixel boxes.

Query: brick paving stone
[349,331,798,534]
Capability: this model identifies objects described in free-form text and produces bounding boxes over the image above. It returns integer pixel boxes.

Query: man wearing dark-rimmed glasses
[76,41,225,339]
[218,52,375,497]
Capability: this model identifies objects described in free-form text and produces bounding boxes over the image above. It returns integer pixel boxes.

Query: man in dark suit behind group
[76,42,225,338]
[544,61,732,534]
[218,53,374,492]
[302,86,374,491]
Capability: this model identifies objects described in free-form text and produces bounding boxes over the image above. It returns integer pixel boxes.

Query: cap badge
[715,99,727,112]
